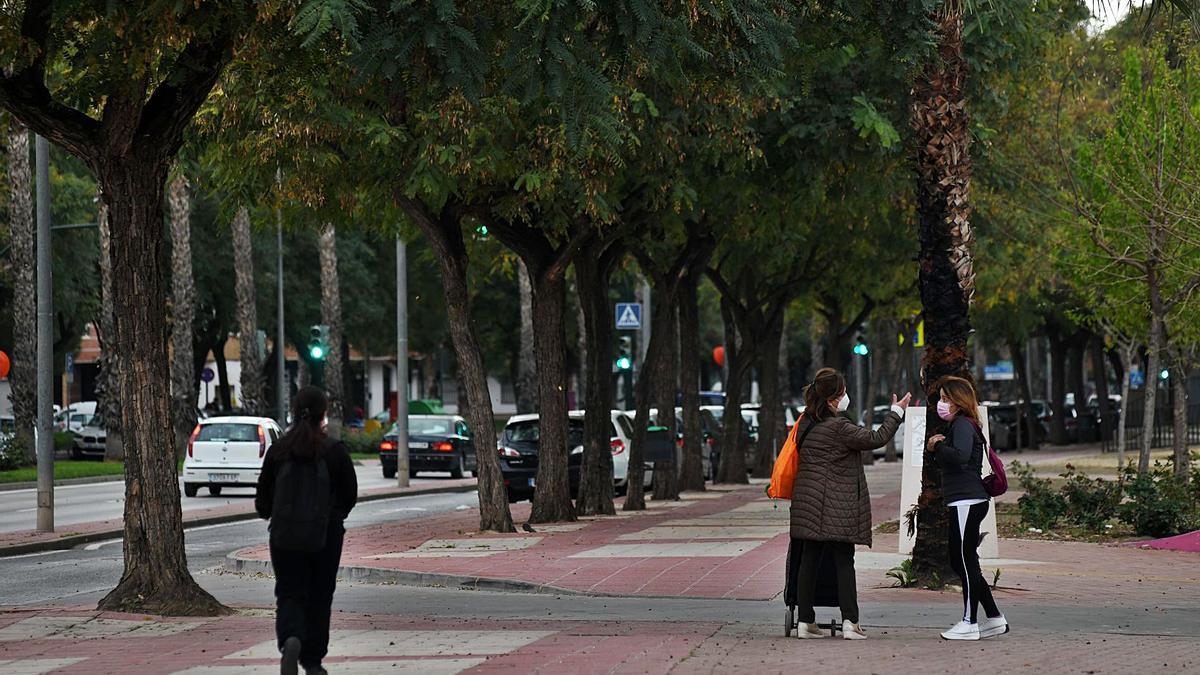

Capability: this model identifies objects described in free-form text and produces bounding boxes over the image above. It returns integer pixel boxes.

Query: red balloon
[0,350,9,380]
[712,346,726,368]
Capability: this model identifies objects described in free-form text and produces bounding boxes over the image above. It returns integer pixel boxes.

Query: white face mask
[836,393,850,413]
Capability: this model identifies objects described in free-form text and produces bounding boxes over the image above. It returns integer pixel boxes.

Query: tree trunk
[860,334,880,467]
[1117,343,1133,472]
[403,200,513,533]
[318,223,344,439]
[5,126,35,462]
[881,318,902,462]
[678,271,706,491]
[96,198,124,461]
[575,275,587,405]
[716,299,752,484]
[575,241,620,516]
[167,173,196,461]
[1048,335,1068,445]
[651,302,680,500]
[808,311,826,380]
[1010,338,1039,450]
[516,260,537,414]
[751,313,784,478]
[94,157,224,616]
[1171,358,1189,479]
[232,205,263,416]
[623,297,673,510]
[1090,336,1114,443]
[1139,315,1163,475]
[214,335,232,411]
[527,269,576,522]
[909,3,974,586]
[1067,334,1088,414]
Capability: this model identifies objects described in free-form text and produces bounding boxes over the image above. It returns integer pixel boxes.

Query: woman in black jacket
[256,386,358,675]
[925,376,1007,642]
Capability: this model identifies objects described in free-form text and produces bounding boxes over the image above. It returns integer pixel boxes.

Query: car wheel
[209,486,222,496]
[71,445,83,461]
[409,468,418,479]
[382,466,397,479]
[450,454,464,480]
[183,483,199,498]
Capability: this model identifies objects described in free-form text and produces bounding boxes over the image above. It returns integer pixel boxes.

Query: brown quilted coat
[789,411,903,546]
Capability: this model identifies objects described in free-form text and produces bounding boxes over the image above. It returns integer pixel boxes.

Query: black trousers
[947,502,1000,623]
[795,539,859,624]
[272,525,345,667]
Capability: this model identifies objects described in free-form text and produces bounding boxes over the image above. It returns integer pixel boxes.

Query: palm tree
[318,223,344,438]
[168,173,197,458]
[5,124,35,463]
[909,0,976,584]
[231,205,263,415]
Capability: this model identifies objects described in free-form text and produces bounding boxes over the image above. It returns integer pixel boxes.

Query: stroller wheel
[784,606,796,637]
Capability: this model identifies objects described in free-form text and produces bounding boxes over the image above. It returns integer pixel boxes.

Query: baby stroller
[783,537,843,637]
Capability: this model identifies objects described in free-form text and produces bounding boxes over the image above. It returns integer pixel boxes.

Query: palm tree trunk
[909,1,975,586]
[232,206,263,416]
[5,126,36,463]
[318,223,344,439]
[168,174,196,459]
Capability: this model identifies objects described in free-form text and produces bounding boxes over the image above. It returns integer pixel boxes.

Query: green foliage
[0,434,22,471]
[1011,461,1066,530]
[1119,461,1200,538]
[1058,464,1122,531]
[886,558,919,588]
[342,427,384,456]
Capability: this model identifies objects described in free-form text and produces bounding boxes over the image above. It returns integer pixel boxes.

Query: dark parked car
[498,414,583,503]
[379,414,476,479]
[985,404,1048,451]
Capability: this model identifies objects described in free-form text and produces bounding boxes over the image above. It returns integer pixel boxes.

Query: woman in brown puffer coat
[790,368,910,640]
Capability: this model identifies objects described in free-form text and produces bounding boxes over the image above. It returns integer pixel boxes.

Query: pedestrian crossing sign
[615,303,642,330]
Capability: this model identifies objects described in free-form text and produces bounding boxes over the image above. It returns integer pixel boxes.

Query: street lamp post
[35,135,54,533]
[396,237,410,488]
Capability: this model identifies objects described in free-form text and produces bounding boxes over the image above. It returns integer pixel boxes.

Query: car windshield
[707,408,724,422]
[197,423,259,442]
[505,421,540,443]
[616,414,634,438]
[410,418,453,435]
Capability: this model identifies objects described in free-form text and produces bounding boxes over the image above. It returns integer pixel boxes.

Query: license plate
[527,478,536,488]
[409,442,429,449]
[209,473,238,482]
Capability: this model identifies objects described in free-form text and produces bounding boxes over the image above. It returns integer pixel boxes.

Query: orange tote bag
[766,416,808,500]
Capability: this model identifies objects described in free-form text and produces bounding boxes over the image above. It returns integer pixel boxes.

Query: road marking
[83,540,120,551]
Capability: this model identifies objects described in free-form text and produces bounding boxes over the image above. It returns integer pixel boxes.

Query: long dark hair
[803,367,846,423]
[273,386,328,461]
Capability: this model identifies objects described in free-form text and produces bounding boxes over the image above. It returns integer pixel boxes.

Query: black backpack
[269,451,332,553]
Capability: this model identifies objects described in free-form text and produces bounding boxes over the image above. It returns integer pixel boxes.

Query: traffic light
[615,336,633,371]
[853,337,869,356]
[308,325,329,362]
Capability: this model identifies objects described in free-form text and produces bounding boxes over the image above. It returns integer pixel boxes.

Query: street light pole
[34,135,54,533]
[275,199,287,426]
[396,237,410,488]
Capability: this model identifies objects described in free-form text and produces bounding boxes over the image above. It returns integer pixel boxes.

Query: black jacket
[255,438,358,525]
[935,416,990,504]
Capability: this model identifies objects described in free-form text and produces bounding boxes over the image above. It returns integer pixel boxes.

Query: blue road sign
[615,302,642,330]
[201,367,215,384]
[1130,370,1145,389]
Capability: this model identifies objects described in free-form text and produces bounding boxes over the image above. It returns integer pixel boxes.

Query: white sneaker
[979,615,1009,638]
[842,620,867,640]
[940,620,980,641]
[796,622,825,639]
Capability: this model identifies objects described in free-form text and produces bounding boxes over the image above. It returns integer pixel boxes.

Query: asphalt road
[0,488,482,607]
[0,464,459,534]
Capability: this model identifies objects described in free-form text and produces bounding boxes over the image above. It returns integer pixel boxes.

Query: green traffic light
[309,345,325,360]
[615,356,632,371]
[853,343,869,356]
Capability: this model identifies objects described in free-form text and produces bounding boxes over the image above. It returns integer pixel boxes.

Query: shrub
[1011,461,1065,531]
[342,428,385,455]
[0,435,24,471]
[1119,462,1199,539]
[1059,465,1122,531]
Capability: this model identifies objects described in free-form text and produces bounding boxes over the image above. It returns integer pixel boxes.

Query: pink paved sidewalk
[0,479,476,554]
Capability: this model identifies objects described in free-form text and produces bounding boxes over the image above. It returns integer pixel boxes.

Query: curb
[223,553,588,597]
[0,482,479,559]
[0,475,126,492]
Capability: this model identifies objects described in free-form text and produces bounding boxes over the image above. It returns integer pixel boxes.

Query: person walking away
[791,368,910,640]
[925,376,1007,641]
[256,386,358,674]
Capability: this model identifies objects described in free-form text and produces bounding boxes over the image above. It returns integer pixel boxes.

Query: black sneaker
[281,637,302,675]
[304,667,328,675]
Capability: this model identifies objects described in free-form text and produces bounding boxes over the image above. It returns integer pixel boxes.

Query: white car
[181,416,281,497]
[70,424,107,459]
[55,401,97,433]
[566,410,652,494]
